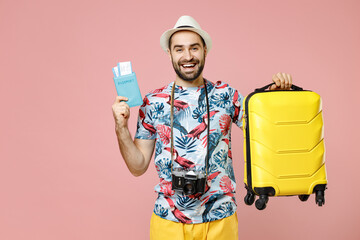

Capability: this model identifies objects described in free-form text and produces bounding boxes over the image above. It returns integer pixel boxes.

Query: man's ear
[167,49,172,60]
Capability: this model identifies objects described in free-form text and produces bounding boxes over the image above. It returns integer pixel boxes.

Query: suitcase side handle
[255,83,304,92]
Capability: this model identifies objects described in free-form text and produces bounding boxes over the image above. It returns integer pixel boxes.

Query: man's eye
[176,49,182,52]
[192,47,198,51]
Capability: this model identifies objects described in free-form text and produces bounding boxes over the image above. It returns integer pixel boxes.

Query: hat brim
[160,28,212,53]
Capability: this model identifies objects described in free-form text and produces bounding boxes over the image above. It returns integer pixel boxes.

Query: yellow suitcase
[242,83,328,210]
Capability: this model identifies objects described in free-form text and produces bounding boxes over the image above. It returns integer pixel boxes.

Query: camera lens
[183,181,195,195]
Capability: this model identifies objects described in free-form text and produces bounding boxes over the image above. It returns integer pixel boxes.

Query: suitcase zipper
[244,92,256,191]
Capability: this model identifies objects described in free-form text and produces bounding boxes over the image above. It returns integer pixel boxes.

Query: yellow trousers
[150,212,238,240]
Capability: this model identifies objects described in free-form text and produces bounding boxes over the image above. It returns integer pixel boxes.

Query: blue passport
[113,64,143,108]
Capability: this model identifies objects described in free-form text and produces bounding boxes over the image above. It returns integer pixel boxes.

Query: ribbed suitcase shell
[243,89,327,201]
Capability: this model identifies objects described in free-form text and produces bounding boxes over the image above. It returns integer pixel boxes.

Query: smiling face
[167,30,207,85]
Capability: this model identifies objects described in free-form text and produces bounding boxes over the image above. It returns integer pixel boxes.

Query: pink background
[1,0,359,239]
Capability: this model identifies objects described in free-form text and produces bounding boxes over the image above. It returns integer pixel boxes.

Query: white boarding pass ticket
[118,61,132,76]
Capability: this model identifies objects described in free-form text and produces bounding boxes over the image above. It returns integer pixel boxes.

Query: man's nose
[183,49,193,61]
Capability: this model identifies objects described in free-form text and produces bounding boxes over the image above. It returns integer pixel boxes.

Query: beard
[171,54,205,82]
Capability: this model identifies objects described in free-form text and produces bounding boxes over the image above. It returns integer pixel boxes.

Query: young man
[112,16,292,240]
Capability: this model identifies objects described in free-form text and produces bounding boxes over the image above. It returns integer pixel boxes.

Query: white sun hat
[160,15,212,53]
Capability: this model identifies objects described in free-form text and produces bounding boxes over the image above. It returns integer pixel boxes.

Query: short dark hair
[168,31,206,51]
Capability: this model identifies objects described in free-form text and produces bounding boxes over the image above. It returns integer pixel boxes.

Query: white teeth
[183,64,195,67]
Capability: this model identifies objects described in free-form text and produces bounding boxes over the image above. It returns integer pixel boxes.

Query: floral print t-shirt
[135,79,244,224]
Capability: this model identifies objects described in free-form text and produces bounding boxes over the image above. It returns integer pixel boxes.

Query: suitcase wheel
[255,195,269,210]
[244,192,255,206]
[315,190,325,206]
[298,195,310,202]
[313,184,327,207]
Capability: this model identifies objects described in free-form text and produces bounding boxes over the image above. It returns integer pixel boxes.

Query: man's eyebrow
[190,43,201,47]
[173,43,202,49]
[173,44,184,49]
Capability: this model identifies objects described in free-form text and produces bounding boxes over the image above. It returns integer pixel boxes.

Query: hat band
[176,25,194,29]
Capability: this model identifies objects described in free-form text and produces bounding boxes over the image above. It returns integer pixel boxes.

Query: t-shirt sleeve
[230,89,244,128]
[134,95,157,140]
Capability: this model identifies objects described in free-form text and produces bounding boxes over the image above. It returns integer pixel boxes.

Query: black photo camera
[172,169,206,195]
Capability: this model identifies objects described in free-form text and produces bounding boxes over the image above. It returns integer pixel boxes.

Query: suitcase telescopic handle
[255,83,303,92]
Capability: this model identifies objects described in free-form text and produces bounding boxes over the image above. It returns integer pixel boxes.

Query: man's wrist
[115,125,130,137]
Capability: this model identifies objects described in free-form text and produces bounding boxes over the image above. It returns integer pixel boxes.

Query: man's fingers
[112,99,130,112]
[112,102,129,113]
[283,73,292,89]
[120,107,130,118]
[114,96,129,104]
[271,72,293,90]
[272,74,281,87]
[281,73,289,89]
[277,72,285,89]
[287,73,292,87]
[113,103,129,112]
[269,83,277,90]
[112,104,130,118]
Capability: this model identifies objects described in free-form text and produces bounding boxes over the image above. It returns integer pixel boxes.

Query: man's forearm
[115,126,147,176]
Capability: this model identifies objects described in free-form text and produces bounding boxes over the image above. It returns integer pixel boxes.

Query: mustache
[178,59,199,65]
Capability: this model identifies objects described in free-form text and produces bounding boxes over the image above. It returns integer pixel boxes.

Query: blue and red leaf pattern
[135,80,244,223]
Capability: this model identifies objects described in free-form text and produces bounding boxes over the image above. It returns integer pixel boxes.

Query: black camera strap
[170,79,210,176]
